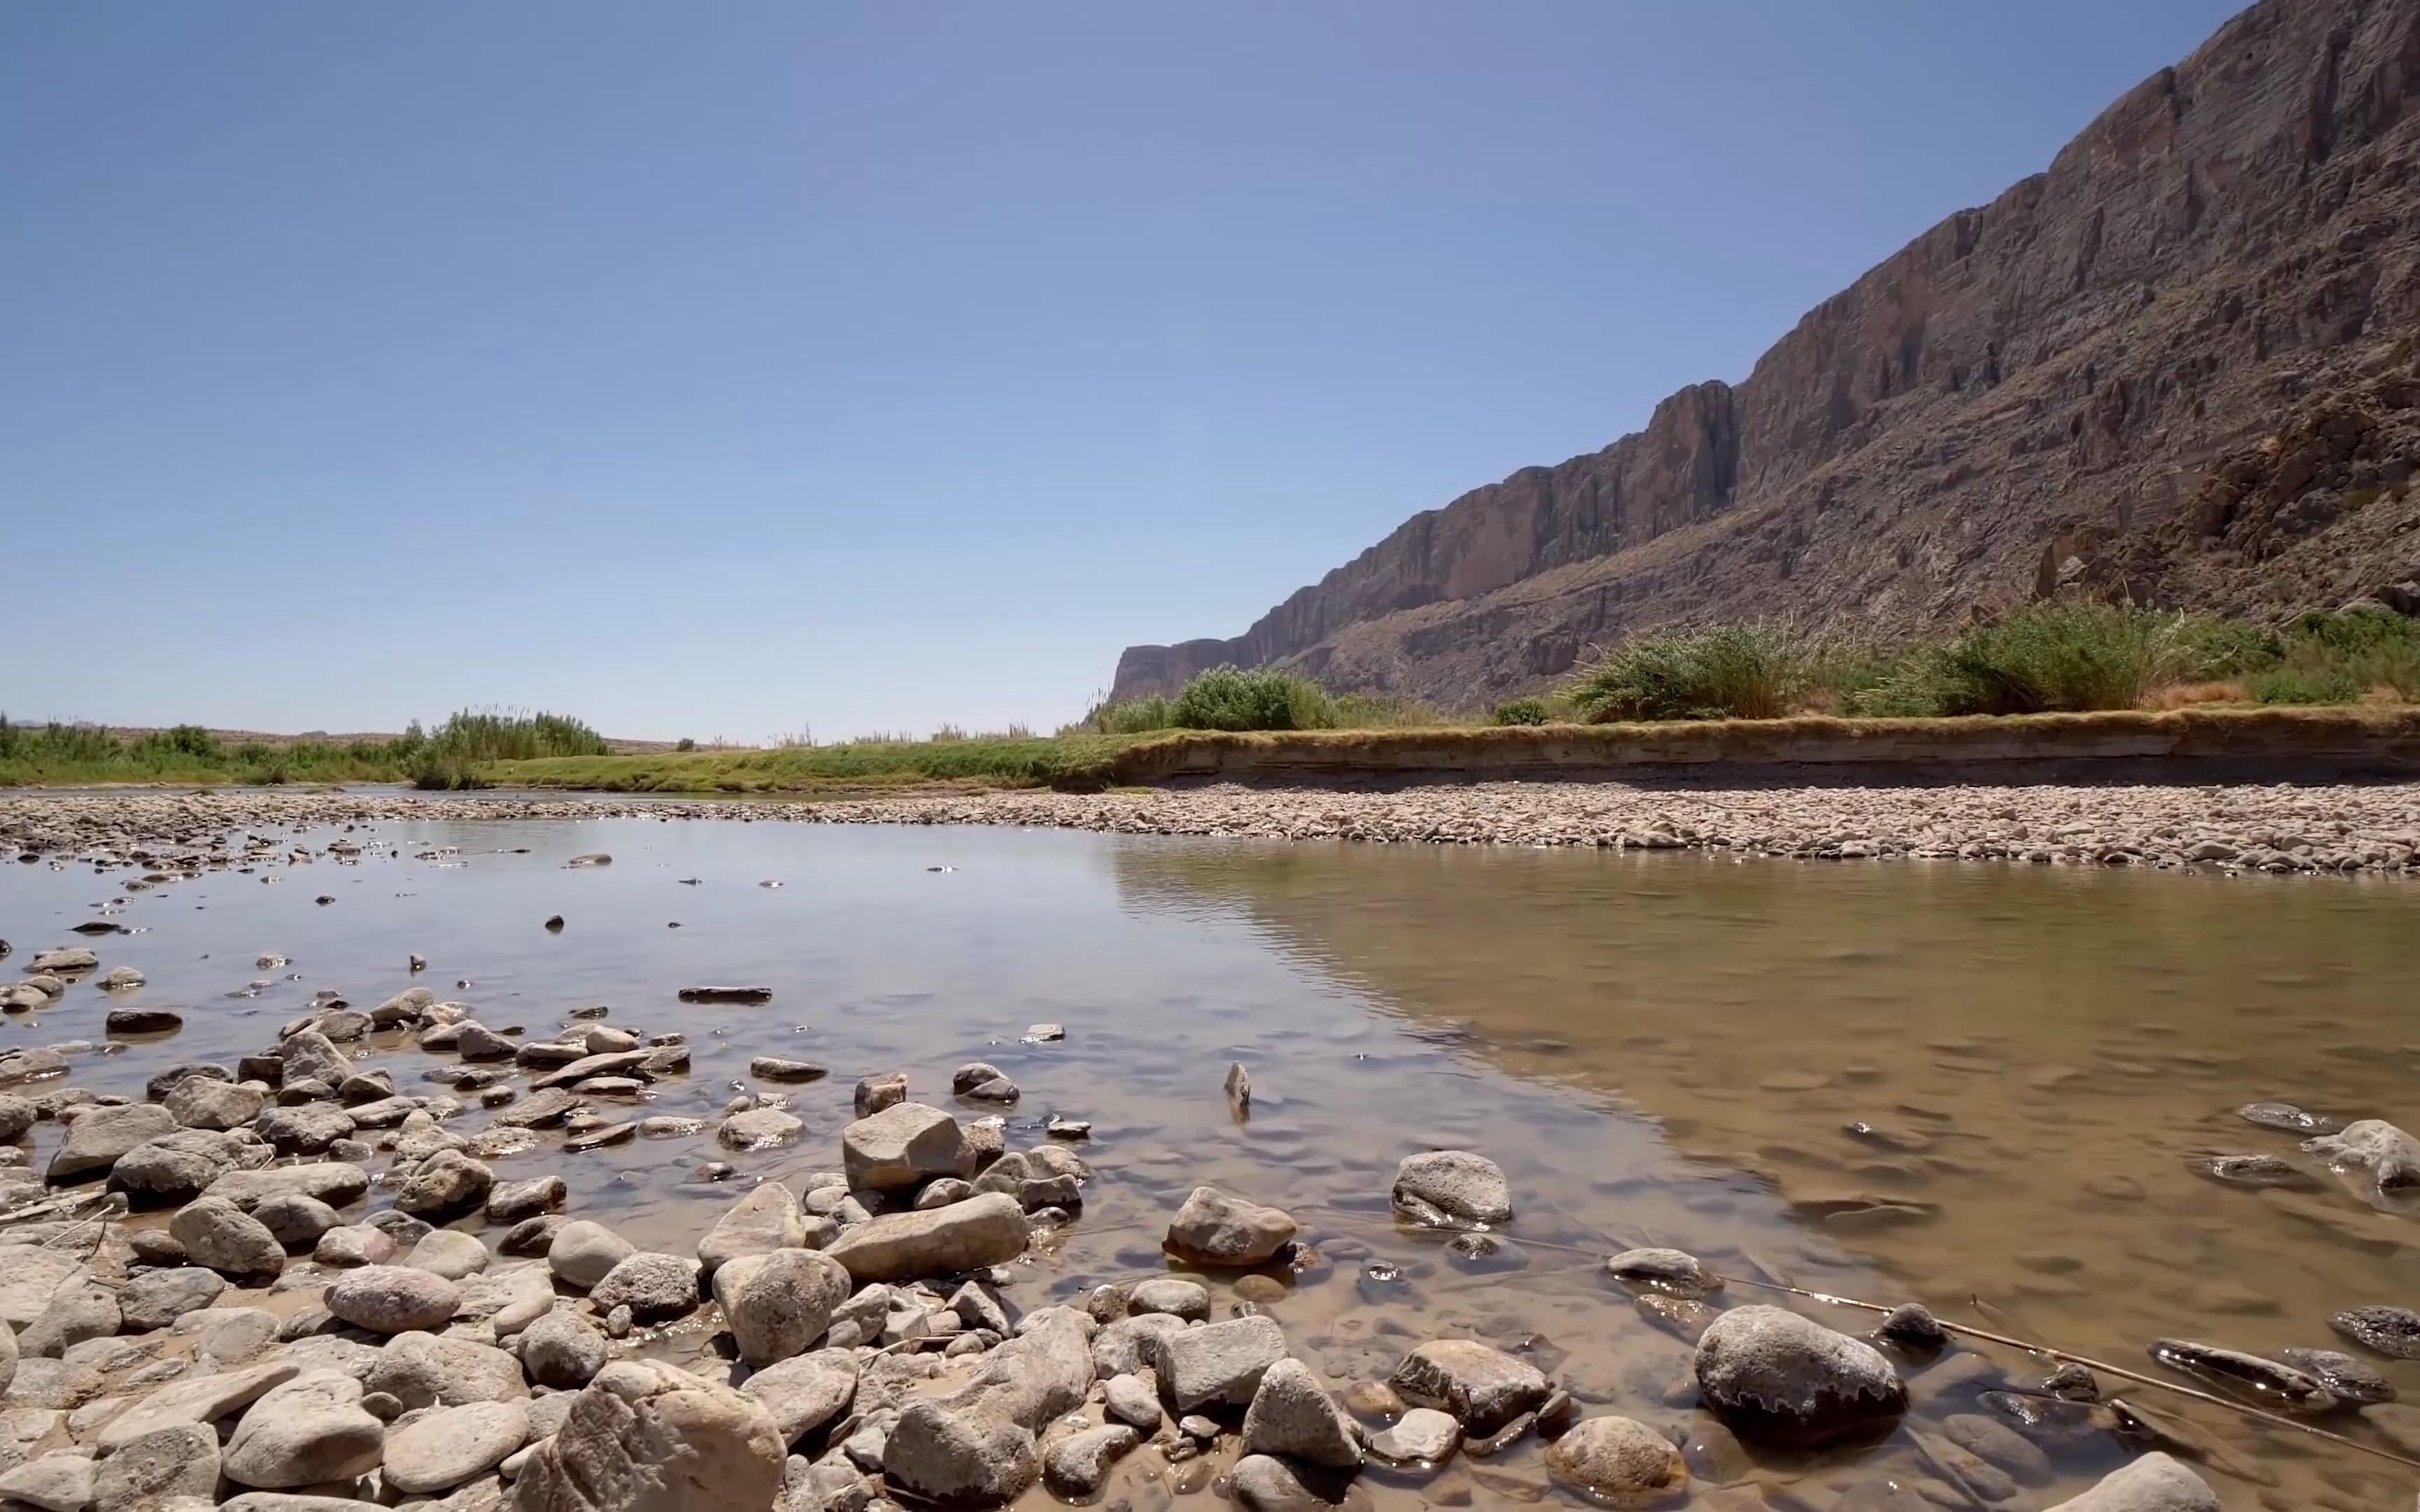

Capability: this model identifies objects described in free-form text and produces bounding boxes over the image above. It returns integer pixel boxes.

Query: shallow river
[4,810,2418,1510]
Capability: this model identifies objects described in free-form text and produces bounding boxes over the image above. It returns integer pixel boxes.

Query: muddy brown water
[4,811,2419,1509]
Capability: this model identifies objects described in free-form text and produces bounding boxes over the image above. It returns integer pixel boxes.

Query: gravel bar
[8,780,2420,875]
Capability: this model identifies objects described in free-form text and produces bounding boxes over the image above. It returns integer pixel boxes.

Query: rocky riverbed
[0,794,2414,1510]
[0,992,2355,1512]
[6,778,2420,875]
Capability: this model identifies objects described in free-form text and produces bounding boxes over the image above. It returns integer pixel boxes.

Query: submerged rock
[1692,1305,1907,1446]
[1393,1150,1512,1226]
[2274,1347,2394,1404]
[1545,1415,1690,1508]
[1604,1247,1720,1299]
[2235,1100,2339,1135]
[2145,1338,2335,1414]
[1389,1338,1549,1434]
[2330,1305,2420,1359]
[2043,1450,2220,1511]
[2302,1119,2420,1200]
[1163,1186,1296,1266]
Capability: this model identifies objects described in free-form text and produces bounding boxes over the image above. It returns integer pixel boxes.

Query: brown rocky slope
[1111,0,2420,708]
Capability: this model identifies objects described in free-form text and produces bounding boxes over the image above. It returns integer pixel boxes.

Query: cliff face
[1112,0,2420,707]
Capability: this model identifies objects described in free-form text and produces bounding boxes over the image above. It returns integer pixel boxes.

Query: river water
[3,811,2416,1509]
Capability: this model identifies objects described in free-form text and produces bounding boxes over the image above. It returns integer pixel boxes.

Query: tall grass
[1567,624,1813,722]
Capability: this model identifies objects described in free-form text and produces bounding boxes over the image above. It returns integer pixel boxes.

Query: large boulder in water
[1389,1338,1549,1434]
[2043,1451,2220,1511]
[1392,1150,1512,1226]
[2303,1119,2420,1203]
[510,1358,784,1512]
[1162,1186,1296,1267]
[1692,1305,1907,1446]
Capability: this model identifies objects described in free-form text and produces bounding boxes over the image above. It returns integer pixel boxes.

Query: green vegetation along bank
[14,604,2420,796]
[0,710,606,790]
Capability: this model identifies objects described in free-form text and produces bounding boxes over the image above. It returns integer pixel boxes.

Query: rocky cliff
[1111,0,2420,707]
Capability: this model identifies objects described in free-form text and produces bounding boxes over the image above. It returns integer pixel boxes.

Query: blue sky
[4,1,2243,741]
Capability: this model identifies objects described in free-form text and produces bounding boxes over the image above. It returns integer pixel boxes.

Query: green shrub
[1332,692,1449,728]
[408,752,490,791]
[2247,662,2364,705]
[1086,694,1177,735]
[1846,604,2221,717]
[676,737,696,752]
[133,724,222,762]
[1567,624,1811,722]
[1169,666,1339,731]
[1490,696,1555,726]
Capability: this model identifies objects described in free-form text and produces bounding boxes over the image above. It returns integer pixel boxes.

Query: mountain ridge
[1111,0,2420,707]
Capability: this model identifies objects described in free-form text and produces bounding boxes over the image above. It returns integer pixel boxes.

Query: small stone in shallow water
[1977,1390,2103,1446]
[1393,1149,1512,1226]
[2275,1348,2394,1404]
[1544,1415,1690,1508]
[1604,1247,1719,1299]
[1164,1186,1296,1267]
[1692,1306,1907,1446]
[1877,1303,1947,1350]
[2043,1362,2100,1401]
[2188,1153,2319,1190]
[2236,1101,2342,1135]
[2330,1305,2420,1359]
[1633,1293,1718,1343]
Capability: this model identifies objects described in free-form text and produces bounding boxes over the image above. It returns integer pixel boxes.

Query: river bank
[6,778,2420,876]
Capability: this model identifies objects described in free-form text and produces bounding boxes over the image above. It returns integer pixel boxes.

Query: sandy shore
[7,779,2420,874]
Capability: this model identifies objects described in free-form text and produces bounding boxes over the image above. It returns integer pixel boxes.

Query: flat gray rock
[48,1102,176,1182]
[510,1359,784,1512]
[738,1348,858,1444]
[120,1267,226,1332]
[204,1163,369,1210]
[841,1102,973,1190]
[589,1252,700,1321]
[326,1266,460,1334]
[697,1182,808,1278]
[1164,1186,1296,1266]
[221,1370,384,1490]
[1393,1149,1512,1225]
[1238,1357,1361,1468]
[1155,1315,1288,1413]
[363,1331,526,1410]
[97,1361,299,1450]
[1391,1338,1550,1435]
[823,1192,1028,1283]
[381,1399,529,1494]
[93,1422,219,1511]
[546,1219,634,1290]
[2043,1452,2221,1511]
